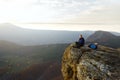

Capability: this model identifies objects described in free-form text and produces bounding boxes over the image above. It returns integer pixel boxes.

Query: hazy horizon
[0,0,119,32]
[0,23,119,33]
[16,23,120,32]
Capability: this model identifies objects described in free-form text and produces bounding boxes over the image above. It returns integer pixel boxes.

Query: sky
[0,0,120,32]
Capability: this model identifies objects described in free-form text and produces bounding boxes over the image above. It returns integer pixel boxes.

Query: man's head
[80,34,83,38]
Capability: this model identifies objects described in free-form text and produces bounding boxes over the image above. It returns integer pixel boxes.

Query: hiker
[88,43,98,50]
[75,35,85,48]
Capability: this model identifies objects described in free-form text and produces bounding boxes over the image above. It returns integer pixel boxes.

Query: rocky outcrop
[61,43,120,80]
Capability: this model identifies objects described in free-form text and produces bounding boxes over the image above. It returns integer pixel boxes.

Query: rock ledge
[61,44,120,80]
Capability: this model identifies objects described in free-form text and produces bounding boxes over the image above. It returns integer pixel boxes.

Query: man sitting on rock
[75,35,85,48]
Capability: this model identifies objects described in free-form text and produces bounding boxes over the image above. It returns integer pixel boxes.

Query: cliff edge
[61,44,120,80]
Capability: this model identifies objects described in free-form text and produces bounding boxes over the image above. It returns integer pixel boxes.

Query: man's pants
[75,42,84,48]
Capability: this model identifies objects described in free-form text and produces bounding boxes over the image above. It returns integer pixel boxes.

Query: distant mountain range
[86,31,120,48]
[0,23,120,47]
[0,23,94,45]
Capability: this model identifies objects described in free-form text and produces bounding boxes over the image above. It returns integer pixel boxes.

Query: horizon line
[22,23,119,25]
[0,22,119,25]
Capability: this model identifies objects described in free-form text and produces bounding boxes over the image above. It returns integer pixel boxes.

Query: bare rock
[61,44,120,80]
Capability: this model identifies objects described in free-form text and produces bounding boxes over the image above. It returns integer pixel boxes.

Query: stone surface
[61,44,120,80]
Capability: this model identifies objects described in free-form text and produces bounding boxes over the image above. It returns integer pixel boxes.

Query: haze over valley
[0,23,120,80]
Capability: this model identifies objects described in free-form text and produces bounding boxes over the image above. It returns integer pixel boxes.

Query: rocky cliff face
[61,44,120,80]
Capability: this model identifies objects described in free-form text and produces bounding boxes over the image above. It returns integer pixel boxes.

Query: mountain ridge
[0,23,120,46]
[86,30,120,48]
[0,23,93,45]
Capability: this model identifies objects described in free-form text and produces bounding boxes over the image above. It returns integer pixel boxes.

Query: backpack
[88,44,97,49]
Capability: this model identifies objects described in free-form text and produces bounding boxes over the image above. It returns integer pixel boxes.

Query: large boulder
[61,44,120,80]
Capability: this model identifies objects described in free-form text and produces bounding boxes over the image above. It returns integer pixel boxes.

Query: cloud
[65,0,120,25]
[0,0,119,24]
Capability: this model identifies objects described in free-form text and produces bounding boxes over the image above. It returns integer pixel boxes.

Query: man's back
[79,37,85,46]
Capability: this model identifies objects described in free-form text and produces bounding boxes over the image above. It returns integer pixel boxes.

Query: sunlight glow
[0,0,120,32]
[14,23,120,32]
